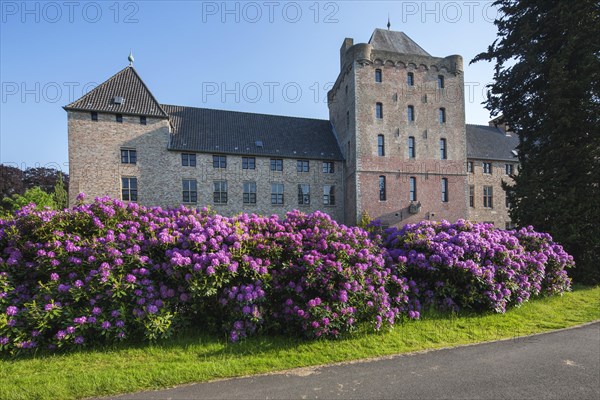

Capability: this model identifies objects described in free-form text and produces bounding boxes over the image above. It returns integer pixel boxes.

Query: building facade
[65,29,518,227]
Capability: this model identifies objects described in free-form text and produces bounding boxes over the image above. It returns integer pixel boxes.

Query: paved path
[113,322,600,399]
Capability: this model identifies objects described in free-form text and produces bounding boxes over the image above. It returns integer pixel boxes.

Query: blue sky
[0,1,501,171]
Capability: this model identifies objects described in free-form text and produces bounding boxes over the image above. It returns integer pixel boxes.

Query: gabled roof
[64,66,168,118]
[162,105,343,161]
[368,29,431,56]
[466,124,520,162]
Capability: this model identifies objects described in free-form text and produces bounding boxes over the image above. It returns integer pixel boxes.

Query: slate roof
[162,105,343,161]
[64,66,168,118]
[466,124,520,162]
[368,29,431,56]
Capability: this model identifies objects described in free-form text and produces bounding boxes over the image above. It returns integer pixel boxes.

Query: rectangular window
[375,69,382,83]
[438,75,445,89]
[376,103,383,119]
[377,135,385,156]
[181,153,196,167]
[407,72,414,86]
[242,157,256,170]
[483,162,492,174]
[469,185,475,207]
[407,105,415,122]
[243,182,257,204]
[322,161,335,174]
[408,136,416,158]
[323,185,335,205]
[213,180,228,204]
[182,179,197,203]
[121,177,138,202]
[91,112,98,121]
[213,155,227,169]
[439,108,446,124]
[120,149,137,164]
[440,138,447,160]
[271,183,284,205]
[140,116,147,125]
[298,184,310,205]
[505,163,514,175]
[270,158,283,171]
[467,161,474,173]
[441,178,449,203]
[379,176,386,201]
[483,186,493,208]
[410,177,417,201]
[296,160,309,173]
[116,114,123,123]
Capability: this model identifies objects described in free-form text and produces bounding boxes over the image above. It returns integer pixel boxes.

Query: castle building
[65,29,518,227]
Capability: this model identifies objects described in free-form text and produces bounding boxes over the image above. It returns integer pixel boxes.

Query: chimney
[489,116,512,136]
[340,38,354,70]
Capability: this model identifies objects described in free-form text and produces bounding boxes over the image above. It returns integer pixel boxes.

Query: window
[379,176,386,201]
[505,163,514,175]
[116,114,123,123]
[483,186,493,208]
[297,160,309,173]
[298,184,310,205]
[377,135,385,156]
[213,181,228,204]
[242,157,255,170]
[213,155,227,169]
[346,110,350,129]
[467,161,474,173]
[407,72,414,86]
[441,178,449,202]
[376,103,383,119]
[91,112,98,121]
[270,158,283,171]
[322,161,335,174]
[121,177,137,201]
[323,185,335,205]
[182,179,197,203]
[271,183,284,205]
[243,182,257,204]
[120,149,137,164]
[440,138,447,160]
[407,105,415,122]
[439,108,446,124]
[181,153,196,167]
[438,75,445,89]
[410,177,417,201]
[140,116,147,125]
[408,136,416,158]
[483,162,492,174]
[375,69,382,83]
[469,185,475,207]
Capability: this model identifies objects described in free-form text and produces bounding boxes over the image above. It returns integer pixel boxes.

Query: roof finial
[128,50,134,66]
[387,14,391,30]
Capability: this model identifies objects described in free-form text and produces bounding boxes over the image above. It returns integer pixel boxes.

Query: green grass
[2,285,599,400]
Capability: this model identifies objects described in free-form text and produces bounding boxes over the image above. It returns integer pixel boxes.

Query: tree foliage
[472,0,600,283]
[0,187,57,217]
[23,167,69,194]
[0,165,25,199]
[53,173,68,210]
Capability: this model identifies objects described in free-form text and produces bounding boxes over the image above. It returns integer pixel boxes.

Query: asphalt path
[112,322,600,399]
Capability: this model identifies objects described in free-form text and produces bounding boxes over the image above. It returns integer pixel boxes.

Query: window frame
[297,184,310,205]
[407,105,415,122]
[469,185,475,207]
[483,185,493,208]
[243,182,257,204]
[440,138,447,160]
[410,177,417,202]
[323,185,335,206]
[439,108,446,124]
[376,102,383,119]
[140,116,147,125]
[483,162,492,174]
[182,179,198,204]
[212,155,227,169]
[91,112,98,121]
[441,178,449,203]
[375,69,382,83]
[181,153,197,167]
[407,72,414,86]
[377,135,385,157]
[379,176,387,201]
[408,136,416,158]
[271,183,284,205]
[121,177,138,202]
[270,158,283,171]
[120,148,137,165]
[438,75,445,89]
[322,161,335,174]
[467,161,474,173]
[116,114,123,123]
[296,159,310,173]
[242,157,256,170]
[213,180,228,204]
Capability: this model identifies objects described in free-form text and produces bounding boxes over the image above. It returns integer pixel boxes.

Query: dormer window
[140,116,147,125]
[91,112,98,121]
[116,114,123,123]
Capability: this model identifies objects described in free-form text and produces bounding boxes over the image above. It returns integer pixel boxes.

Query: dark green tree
[53,173,68,210]
[472,0,600,283]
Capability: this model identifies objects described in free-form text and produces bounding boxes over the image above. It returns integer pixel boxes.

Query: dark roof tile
[369,29,431,56]
[466,124,519,161]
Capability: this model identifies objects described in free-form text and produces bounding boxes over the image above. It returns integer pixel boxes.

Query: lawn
[1,285,599,400]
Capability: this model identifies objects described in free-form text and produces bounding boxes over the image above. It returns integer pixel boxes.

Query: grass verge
[1,285,599,400]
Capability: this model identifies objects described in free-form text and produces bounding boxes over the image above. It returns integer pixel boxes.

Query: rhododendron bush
[0,196,572,354]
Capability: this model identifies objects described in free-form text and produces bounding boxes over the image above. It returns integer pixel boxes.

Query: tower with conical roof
[328,28,467,226]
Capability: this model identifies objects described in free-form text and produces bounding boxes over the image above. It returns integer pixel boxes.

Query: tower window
[375,69,382,83]
[376,103,383,119]
[441,178,449,203]
[440,138,447,160]
[408,136,416,158]
[410,177,417,201]
[407,105,415,122]
[377,135,385,156]
[407,72,414,86]
[438,75,445,89]
[379,176,386,201]
[439,108,446,124]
